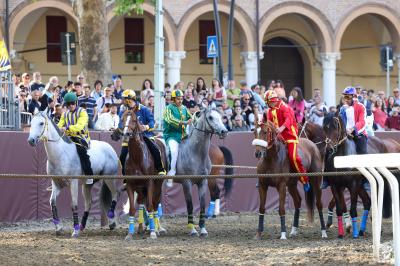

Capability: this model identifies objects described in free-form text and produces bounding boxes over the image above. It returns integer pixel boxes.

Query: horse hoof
[71,230,80,238]
[326,222,332,230]
[321,230,328,238]
[79,224,85,231]
[200,228,208,237]
[346,226,351,234]
[150,232,157,239]
[254,232,262,240]
[190,229,199,237]
[289,227,298,237]
[359,230,365,236]
[55,229,63,236]
[107,210,115,219]
[109,222,116,231]
[158,227,167,235]
[353,235,359,239]
[125,234,133,241]
[280,232,287,240]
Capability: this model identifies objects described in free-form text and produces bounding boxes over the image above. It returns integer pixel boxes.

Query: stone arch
[9,0,77,51]
[259,2,333,53]
[176,1,255,51]
[106,2,176,51]
[334,4,400,53]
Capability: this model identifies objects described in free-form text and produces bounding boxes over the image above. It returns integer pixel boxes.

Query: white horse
[27,111,119,237]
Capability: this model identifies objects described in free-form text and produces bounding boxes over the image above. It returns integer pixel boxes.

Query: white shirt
[95,112,119,131]
[308,104,327,126]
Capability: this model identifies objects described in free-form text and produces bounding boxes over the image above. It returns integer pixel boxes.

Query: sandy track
[0,212,393,265]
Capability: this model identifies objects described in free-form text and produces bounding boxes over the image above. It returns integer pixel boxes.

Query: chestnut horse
[253,121,326,239]
[119,109,168,240]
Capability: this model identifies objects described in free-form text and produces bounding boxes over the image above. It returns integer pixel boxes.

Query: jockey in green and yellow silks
[58,92,94,182]
[163,89,192,176]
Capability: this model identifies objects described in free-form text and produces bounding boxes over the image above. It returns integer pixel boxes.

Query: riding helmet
[342,86,356,95]
[122,89,136,100]
[63,92,78,103]
[171,89,183,98]
[264,90,279,102]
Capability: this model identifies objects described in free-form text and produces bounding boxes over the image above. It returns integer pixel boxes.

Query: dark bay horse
[207,144,234,218]
[118,109,168,240]
[322,113,388,238]
[253,121,326,239]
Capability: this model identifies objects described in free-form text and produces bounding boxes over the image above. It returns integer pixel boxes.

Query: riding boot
[143,137,166,175]
[73,138,93,184]
[320,177,329,189]
[120,146,129,183]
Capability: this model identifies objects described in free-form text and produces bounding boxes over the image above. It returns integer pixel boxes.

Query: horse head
[27,111,50,146]
[252,120,277,158]
[194,107,228,139]
[121,109,142,139]
[322,112,347,155]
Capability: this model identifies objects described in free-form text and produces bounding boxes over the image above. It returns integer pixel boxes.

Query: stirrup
[158,171,166,176]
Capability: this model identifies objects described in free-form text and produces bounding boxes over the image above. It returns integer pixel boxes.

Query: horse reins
[38,114,64,143]
[326,116,347,155]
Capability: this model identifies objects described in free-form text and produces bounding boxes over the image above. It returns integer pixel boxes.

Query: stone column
[321,53,341,108]
[241,51,264,86]
[165,51,186,87]
[396,54,400,88]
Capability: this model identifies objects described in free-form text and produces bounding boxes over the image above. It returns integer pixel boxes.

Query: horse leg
[50,180,62,235]
[278,182,287,240]
[331,185,345,238]
[153,180,166,235]
[314,177,327,238]
[207,178,219,218]
[255,181,267,240]
[147,180,157,239]
[349,183,360,239]
[198,179,208,237]
[137,189,147,234]
[182,180,198,237]
[80,184,93,231]
[287,184,301,238]
[125,184,137,241]
[326,196,335,229]
[103,179,118,230]
[70,179,80,238]
[358,188,371,236]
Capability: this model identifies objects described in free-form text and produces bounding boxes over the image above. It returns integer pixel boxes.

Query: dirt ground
[0,211,394,265]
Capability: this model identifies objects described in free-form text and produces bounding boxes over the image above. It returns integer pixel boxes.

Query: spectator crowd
[7,71,400,132]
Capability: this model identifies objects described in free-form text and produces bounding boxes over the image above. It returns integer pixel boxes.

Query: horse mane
[45,113,72,144]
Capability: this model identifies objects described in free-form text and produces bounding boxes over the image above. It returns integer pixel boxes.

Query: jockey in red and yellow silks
[263,90,310,192]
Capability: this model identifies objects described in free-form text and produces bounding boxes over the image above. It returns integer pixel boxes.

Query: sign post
[61,32,76,81]
[207,36,218,78]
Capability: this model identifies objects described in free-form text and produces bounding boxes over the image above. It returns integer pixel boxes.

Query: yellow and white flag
[0,39,11,72]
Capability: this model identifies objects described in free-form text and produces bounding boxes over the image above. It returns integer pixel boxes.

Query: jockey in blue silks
[116,89,166,176]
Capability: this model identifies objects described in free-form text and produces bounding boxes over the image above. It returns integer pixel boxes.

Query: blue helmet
[342,86,356,95]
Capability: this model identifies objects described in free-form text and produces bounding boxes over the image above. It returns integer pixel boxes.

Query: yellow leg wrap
[138,207,144,224]
[154,211,160,231]
[187,223,195,230]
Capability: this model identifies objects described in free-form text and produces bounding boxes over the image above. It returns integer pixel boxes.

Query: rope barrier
[211,164,258,169]
[0,169,399,180]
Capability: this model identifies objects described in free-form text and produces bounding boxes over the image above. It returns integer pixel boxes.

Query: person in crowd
[328,106,337,114]
[387,96,396,116]
[248,101,261,131]
[165,93,172,106]
[52,103,63,124]
[91,80,103,101]
[226,80,240,108]
[195,77,207,104]
[182,87,196,109]
[359,88,373,116]
[307,96,327,126]
[12,73,21,89]
[112,74,124,106]
[385,107,400,130]
[263,90,310,191]
[78,84,97,129]
[175,81,185,91]
[250,84,266,110]
[147,95,155,113]
[20,73,31,91]
[377,90,387,104]
[241,94,253,126]
[77,74,86,85]
[372,97,387,131]
[95,103,120,131]
[188,100,199,115]
[40,82,56,111]
[273,80,286,101]
[73,82,83,98]
[200,98,209,109]
[211,79,226,107]
[61,81,74,99]
[231,114,250,131]
[221,100,233,118]
[28,90,42,114]
[355,85,363,102]
[163,89,192,177]
[233,98,241,108]
[288,87,306,124]
[58,92,93,184]
[29,72,45,92]
[393,88,400,106]
[239,80,252,99]
[140,79,154,105]
[267,80,276,91]
[96,86,115,114]
[18,91,28,112]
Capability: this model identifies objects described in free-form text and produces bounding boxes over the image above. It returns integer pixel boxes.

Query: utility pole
[154,0,165,130]
[212,0,224,84]
[227,0,235,81]
[65,33,72,81]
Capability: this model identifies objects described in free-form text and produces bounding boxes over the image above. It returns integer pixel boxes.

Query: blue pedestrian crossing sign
[207,36,218,58]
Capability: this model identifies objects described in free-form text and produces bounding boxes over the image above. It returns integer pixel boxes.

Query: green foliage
[113,0,147,16]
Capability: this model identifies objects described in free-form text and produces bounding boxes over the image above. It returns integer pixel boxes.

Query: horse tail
[383,178,392,218]
[100,181,112,216]
[219,145,234,197]
[305,181,315,224]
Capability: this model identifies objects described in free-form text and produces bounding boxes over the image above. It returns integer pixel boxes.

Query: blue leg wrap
[128,216,135,234]
[144,208,149,226]
[352,217,359,238]
[157,203,163,218]
[360,210,369,232]
[149,212,155,232]
[207,201,215,218]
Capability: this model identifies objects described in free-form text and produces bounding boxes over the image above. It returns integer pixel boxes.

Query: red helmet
[264,90,279,103]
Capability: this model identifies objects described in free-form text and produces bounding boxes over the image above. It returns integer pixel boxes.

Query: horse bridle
[325,116,347,155]
[123,113,143,138]
[299,120,331,149]
[37,113,63,143]
[193,112,216,136]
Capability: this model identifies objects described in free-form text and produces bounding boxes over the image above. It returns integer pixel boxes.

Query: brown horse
[253,120,326,239]
[120,109,168,240]
[207,144,234,218]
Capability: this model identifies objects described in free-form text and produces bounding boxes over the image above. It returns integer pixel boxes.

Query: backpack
[100,96,114,109]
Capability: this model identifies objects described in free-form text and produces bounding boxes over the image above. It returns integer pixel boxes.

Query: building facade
[1,0,400,106]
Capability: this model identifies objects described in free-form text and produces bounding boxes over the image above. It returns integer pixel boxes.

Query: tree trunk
[73,0,112,86]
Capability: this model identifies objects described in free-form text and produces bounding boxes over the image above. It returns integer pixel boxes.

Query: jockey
[58,92,93,184]
[163,89,192,176]
[263,90,310,192]
[117,89,166,176]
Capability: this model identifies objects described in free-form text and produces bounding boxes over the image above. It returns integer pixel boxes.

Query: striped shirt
[78,95,97,118]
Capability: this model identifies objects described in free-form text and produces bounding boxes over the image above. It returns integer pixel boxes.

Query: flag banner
[0,39,11,72]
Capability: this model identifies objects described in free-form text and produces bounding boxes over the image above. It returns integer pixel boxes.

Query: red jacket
[263,101,299,143]
[339,100,367,136]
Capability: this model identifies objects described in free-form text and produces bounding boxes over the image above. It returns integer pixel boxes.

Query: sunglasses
[66,102,76,107]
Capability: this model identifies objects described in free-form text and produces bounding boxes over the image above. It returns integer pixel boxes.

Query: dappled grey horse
[174,107,228,237]
[27,111,119,238]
